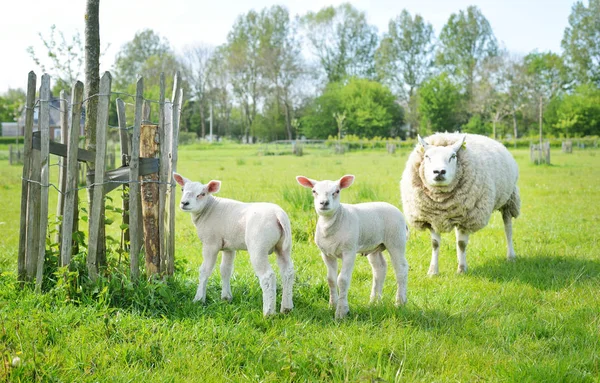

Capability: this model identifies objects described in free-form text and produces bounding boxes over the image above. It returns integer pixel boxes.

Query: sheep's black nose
[433,169,446,175]
[182,201,190,207]
[320,200,329,207]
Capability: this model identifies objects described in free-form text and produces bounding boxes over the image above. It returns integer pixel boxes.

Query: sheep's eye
[424,155,430,160]
[200,192,206,197]
[334,190,340,195]
[312,190,316,194]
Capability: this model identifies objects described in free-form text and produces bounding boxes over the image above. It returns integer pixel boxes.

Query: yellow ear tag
[461,141,467,150]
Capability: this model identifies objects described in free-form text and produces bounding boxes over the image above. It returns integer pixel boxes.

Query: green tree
[301,78,403,139]
[182,44,214,138]
[561,0,600,85]
[301,3,378,82]
[376,10,435,102]
[417,73,463,134]
[0,89,26,122]
[552,84,600,137]
[437,6,498,99]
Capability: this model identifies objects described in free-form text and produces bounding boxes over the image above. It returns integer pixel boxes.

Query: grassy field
[0,142,599,382]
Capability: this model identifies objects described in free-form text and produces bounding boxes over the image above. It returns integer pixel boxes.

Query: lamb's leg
[428,231,442,276]
[194,246,219,302]
[248,250,277,316]
[336,252,357,319]
[321,252,338,308]
[220,250,235,301]
[275,248,295,313]
[502,209,516,261]
[367,251,387,303]
[455,228,469,273]
[387,245,409,306]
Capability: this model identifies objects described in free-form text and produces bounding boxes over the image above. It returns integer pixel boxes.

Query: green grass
[0,144,599,382]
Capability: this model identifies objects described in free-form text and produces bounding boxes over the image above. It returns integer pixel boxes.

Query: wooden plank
[140,124,160,276]
[32,132,96,162]
[116,98,130,252]
[18,72,36,283]
[129,77,144,280]
[55,90,68,246]
[87,72,112,281]
[28,149,41,282]
[60,81,84,267]
[157,73,168,274]
[167,72,182,276]
[35,74,52,292]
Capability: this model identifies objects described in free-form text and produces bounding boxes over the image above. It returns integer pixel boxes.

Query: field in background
[0,143,599,381]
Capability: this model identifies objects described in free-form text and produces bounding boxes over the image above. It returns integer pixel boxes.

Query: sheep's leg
[194,246,219,303]
[428,231,442,276]
[248,250,277,316]
[502,209,516,261]
[387,245,409,306]
[220,250,235,301]
[275,249,295,314]
[455,228,469,273]
[336,252,357,319]
[321,252,338,308]
[367,251,387,303]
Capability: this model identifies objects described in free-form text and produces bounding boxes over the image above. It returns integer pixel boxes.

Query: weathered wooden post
[55,90,68,245]
[18,72,37,284]
[87,72,112,281]
[140,123,161,276]
[166,72,182,276]
[157,73,169,274]
[116,98,130,252]
[129,77,144,280]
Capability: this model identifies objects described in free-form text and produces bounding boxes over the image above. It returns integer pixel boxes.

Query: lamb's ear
[173,173,188,187]
[338,174,355,189]
[296,176,316,189]
[206,180,221,194]
[417,135,429,152]
[451,134,467,153]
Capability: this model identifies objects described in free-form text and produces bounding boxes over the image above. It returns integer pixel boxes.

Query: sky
[0,0,577,94]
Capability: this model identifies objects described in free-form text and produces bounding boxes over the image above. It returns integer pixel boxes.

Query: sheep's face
[173,173,221,213]
[418,135,466,187]
[297,175,354,217]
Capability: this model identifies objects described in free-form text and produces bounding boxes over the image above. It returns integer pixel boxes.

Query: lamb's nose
[320,200,329,207]
[181,201,190,207]
[433,169,446,175]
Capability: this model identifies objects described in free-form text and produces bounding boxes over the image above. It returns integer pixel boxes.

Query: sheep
[400,132,520,275]
[173,172,295,316]
[296,174,408,319]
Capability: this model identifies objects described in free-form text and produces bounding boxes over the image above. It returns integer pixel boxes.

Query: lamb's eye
[424,155,430,161]
[334,190,340,195]
[312,190,316,194]
[200,192,206,197]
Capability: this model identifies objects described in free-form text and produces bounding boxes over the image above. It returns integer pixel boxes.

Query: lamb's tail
[276,210,293,254]
[503,185,521,219]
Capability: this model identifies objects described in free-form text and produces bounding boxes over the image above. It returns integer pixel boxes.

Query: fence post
[140,124,160,276]
[55,90,68,246]
[158,73,169,275]
[129,77,144,280]
[18,72,37,284]
[166,72,182,276]
[87,72,112,281]
[60,82,84,267]
[116,98,130,253]
[35,74,52,292]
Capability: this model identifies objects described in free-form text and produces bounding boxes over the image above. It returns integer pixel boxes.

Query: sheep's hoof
[221,294,233,302]
[280,306,293,314]
[193,297,206,304]
[507,254,516,262]
[456,265,467,274]
[335,305,349,320]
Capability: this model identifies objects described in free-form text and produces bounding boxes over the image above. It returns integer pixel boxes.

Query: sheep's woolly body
[401,133,520,234]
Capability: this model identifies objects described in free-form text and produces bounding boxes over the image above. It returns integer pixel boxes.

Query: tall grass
[0,144,599,381]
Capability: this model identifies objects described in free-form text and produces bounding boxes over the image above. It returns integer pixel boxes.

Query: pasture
[0,142,599,382]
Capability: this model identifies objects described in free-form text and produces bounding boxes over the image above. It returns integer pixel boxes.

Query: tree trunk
[512,113,518,148]
[84,0,105,268]
[283,99,292,141]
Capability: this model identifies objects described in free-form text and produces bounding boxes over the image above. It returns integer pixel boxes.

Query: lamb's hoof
[456,265,467,274]
[335,305,349,320]
[263,310,276,317]
[507,255,516,262]
[427,270,439,277]
[280,306,293,314]
[193,296,206,304]
[221,294,233,302]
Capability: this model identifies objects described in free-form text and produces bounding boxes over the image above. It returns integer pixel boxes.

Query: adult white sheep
[400,132,520,275]
[297,174,408,319]
[173,172,295,316]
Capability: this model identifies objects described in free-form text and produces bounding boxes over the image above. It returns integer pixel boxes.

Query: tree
[301,3,378,82]
[181,43,214,138]
[301,78,404,139]
[552,84,600,137]
[207,47,233,138]
[562,0,600,86]
[376,10,435,102]
[436,6,498,99]
[27,25,84,93]
[0,89,26,122]
[417,73,463,134]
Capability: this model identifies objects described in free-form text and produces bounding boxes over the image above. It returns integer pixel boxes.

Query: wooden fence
[18,71,182,290]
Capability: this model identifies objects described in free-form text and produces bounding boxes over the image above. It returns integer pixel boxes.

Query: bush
[178,132,197,146]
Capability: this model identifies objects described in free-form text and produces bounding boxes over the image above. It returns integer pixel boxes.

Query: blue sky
[0,0,577,93]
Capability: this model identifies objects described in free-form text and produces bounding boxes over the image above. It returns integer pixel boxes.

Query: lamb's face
[296,175,355,217]
[173,173,221,213]
[421,146,459,186]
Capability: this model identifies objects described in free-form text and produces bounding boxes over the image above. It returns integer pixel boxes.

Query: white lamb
[173,172,295,316]
[400,133,520,275]
[297,174,408,319]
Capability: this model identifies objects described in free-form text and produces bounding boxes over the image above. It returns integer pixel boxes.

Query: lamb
[296,174,408,319]
[400,132,520,275]
[173,172,295,316]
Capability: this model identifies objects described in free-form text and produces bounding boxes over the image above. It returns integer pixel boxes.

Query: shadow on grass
[471,253,600,291]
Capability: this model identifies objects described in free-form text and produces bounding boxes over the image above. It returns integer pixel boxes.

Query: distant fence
[18,71,182,290]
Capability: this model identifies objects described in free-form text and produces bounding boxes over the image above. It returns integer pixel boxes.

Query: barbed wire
[22,176,177,196]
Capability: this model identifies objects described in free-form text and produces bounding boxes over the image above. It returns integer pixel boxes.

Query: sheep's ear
[206,180,221,194]
[451,134,467,152]
[338,175,355,189]
[173,173,188,187]
[417,135,429,152]
[296,176,316,189]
